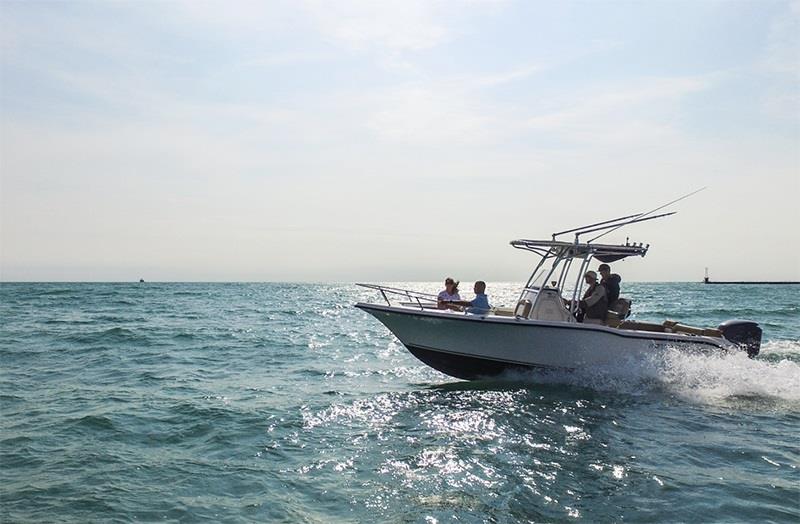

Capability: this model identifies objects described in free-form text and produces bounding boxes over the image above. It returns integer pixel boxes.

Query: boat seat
[514,299,532,318]
[492,307,516,317]
[606,298,632,328]
[610,298,631,318]
[530,289,571,322]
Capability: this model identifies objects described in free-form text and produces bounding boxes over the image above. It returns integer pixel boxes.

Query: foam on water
[658,340,800,403]
[498,340,800,405]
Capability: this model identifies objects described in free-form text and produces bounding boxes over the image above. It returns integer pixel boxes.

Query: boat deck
[395,302,723,338]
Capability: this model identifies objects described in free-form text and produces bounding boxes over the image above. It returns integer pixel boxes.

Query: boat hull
[356,303,731,380]
[405,344,542,379]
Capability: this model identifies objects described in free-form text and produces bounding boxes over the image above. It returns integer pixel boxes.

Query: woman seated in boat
[444,281,491,315]
[579,271,608,324]
[437,277,461,309]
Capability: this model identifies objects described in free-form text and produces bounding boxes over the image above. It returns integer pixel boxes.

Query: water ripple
[0,282,797,522]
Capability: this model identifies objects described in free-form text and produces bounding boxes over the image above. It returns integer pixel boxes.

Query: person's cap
[585,271,598,279]
[445,277,455,284]
[598,264,610,272]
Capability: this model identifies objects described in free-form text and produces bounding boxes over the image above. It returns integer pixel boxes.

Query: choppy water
[1,282,798,523]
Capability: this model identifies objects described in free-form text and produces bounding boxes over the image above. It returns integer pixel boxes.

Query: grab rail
[356,283,439,310]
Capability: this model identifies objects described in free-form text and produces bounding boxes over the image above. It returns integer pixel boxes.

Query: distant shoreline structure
[704,280,800,285]
[703,268,799,285]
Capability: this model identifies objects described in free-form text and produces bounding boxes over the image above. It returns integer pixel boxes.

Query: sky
[1,0,798,282]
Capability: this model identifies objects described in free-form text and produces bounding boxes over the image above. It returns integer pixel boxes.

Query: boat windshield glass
[517,246,596,317]
[524,268,550,291]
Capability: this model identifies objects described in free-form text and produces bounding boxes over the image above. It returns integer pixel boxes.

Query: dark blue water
[1,283,798,522]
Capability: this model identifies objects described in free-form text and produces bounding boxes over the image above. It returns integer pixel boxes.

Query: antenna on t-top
[586,187,707,243]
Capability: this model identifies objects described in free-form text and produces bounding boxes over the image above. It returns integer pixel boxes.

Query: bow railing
[356,283,439,310]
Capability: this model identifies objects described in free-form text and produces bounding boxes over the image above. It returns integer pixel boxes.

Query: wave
[637,307,798,317]
[42,319,95,325]
[65,327,150,345]
[32,289,74,296]
[656,342,800,404]
[496,340,800,405]
[68,414,116,432]
[761,339,800,356]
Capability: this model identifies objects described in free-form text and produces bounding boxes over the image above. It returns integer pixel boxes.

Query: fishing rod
[586,186,707,243]
[552,213,641,240]
[579,211,676,237]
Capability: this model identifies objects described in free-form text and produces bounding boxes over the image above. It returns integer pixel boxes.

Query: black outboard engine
[718,319,762,358]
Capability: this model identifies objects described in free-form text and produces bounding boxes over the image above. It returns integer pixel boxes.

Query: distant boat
[139,278,145,283]
[703,268,798,285]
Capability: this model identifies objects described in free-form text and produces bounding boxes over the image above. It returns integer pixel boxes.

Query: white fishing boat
[355,205,762,380]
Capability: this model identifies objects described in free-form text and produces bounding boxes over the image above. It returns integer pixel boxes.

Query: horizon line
[0,279,745,284]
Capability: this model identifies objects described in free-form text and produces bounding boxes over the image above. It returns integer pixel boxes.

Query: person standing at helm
[598,263,621,308]
[580,271,607,324]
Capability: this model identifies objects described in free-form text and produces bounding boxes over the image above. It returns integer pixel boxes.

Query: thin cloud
[524,75,717,145]
[301,0,448,52]
[300,0,504,53]
[366,86,494,144]
[759,0,800,119]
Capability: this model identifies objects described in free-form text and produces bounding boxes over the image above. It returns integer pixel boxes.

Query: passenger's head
[598,264,611,278]
[584,271,598,284]
[444,277,457,292]
[474,281,486,294]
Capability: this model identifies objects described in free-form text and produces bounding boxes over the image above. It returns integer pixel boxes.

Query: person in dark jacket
[580,271,607,324]
[598,263,621,308]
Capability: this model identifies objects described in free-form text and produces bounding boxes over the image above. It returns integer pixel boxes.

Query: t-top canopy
[510,239,649,263]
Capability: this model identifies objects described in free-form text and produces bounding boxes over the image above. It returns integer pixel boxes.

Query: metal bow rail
[356,283,439,309]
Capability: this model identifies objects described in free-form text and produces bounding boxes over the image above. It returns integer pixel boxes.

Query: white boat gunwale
[355,301,731,350]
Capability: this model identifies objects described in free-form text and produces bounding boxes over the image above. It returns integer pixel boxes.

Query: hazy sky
[1,0,798,282]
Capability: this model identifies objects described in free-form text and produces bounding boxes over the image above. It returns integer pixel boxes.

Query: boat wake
[655,341,800,404]
[496,340,800,405]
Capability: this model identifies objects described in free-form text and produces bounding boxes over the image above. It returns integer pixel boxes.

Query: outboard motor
[718,319,762,358]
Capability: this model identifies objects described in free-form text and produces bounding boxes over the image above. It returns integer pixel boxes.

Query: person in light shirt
[579,271,608,324]
[445,281,492,315]
[437,278,461,309]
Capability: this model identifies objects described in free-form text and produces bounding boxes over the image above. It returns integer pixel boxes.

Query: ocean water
[1,282,798,523]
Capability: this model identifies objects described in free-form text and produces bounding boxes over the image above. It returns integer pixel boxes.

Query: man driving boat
[579,271,608,324]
